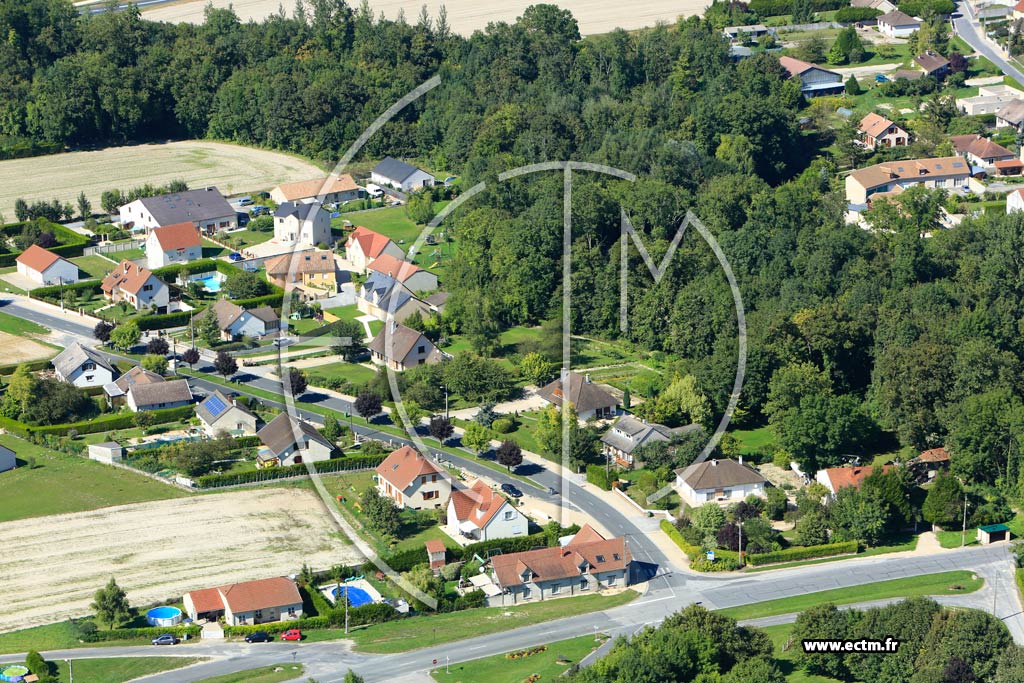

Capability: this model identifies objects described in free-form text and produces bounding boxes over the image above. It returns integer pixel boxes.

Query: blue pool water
[333,586,373,608]
[147,606,183,627]
[197,275,223,292]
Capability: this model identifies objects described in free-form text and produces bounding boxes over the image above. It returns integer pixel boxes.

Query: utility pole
[344,583,349,635]
[738,520,744,568]
[962,491,969,548]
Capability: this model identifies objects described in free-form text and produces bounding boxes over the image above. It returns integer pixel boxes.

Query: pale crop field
[142,0,704,36]
[0,488,363,632]
[0,140,325,221]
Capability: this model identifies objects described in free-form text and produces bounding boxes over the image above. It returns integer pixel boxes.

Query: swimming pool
[147,606,183,627]
[333,585,373,608]
[196,274,223,292]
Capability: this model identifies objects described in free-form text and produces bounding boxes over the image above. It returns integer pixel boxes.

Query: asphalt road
[953,2,1024,84]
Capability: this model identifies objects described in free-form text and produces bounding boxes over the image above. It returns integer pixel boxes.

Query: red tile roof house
[344,226,406,274]
[100,260,170,313]
[950,134,1017,169]
[858,113,910,150]
[446,479,528,542]
[490,525,631,605]
[375,445,452,510]
[183,577,303,626]
[15,244,79,286]
[778,56,844,97]
[270,174,363,205]
[145,221,202,269]
[425,539,447,572]
[814,464,892,497]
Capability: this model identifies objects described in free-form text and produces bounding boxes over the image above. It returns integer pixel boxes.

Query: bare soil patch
[0,330,54,363]
[0,488,362,632]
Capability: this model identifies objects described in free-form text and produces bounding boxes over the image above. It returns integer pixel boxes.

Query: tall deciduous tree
[91,578,131,630]
[213,350,238,379]
[496,439,523,471]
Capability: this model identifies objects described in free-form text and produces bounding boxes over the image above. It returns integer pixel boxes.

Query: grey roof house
[370,157,436,191]
[601,416,699,469]
[997,100,1024,130]
[368,321,444,371]
[52,342,115,389]
[0,444,15,473]
[196,390,258,437]
[537,371,618,421]
[675,458,767,507]
[357,272,432,324]
[257,413,335,468]
[127,378,193,413]
[118,187,236,234]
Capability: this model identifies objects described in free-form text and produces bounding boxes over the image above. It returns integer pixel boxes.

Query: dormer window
[596,555,605,563]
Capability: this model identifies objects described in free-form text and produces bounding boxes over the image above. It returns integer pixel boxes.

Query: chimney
[585,374,591,384]
[390,319,397,333]
[738,455,743,465]
[711,459,718,467]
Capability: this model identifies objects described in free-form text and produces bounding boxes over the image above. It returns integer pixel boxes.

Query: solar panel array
[205,394,228,418]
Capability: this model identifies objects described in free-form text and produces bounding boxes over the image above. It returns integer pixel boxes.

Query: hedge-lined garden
[0,404,193,439]
[194,453,388,488]
[0,219,90,267]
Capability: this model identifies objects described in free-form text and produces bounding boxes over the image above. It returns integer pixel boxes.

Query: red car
[280,629,302,641]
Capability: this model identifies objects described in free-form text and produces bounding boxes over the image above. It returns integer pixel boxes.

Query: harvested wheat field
[0,140,325,221]
[142,0,703,35]
[0,488,362,632]
[0,331,54,363]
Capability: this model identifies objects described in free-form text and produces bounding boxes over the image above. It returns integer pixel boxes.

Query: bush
[745,541,859,566]
[689,558,741,572]
[491,417,514,433]
[834,6,881,21]
[195,454,384,488]
[79,624,201,642]
[586,464,612,491]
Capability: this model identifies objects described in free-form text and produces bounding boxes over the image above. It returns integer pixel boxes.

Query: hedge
[0,358,53,376]
[234,293,285,309]
[659,519,740,568]
[194,453,386,488]
[744,540,859,566]
[586,465,612,491]
[137,310,204,331]
[749,0,845,14]
[382,529,572,572]
[834,6,881,21]
[31,279,103,301]
[222,616,330,637]
[0,404,194,439]
[80,624,201,643]
[0,220,90,267]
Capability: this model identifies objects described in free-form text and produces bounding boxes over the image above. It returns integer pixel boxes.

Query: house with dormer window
[600,415,699,469]
[375,445,452,510]
[446,479,526,542]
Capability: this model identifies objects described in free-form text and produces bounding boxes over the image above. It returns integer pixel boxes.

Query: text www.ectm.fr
[802,639,901,653]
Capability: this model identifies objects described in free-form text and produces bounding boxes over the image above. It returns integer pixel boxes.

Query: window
[596,555,605,563]
[431,474,437,482]
[143,284,153,292]
[424,490,438,500]
[85,375,93,382]
[417,345,425,354]
[84,362,95,371]
[580,579,589,590]
[255,610,263,618]
[421,476,427,484]
[551,584,561,595]
[504,511,514,520]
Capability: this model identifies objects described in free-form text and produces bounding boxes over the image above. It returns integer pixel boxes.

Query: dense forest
[5,0,1024,490]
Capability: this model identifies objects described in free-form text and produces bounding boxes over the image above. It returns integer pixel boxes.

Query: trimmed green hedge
[221,602,400,637]
[235,293,285,309]
[661,519,702,559]
[222,616,329,637]
[382,529,573,572]
[0,404,194,438]
[194,453,386,488]
[137,310,202,331]
[586,465,612,491]
[80,624,201,643]
[0,358,53,376]
[744,540,859,566]
[0,220,90,267]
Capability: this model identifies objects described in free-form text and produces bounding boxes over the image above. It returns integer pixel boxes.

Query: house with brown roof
[256,412,334,468]
[100,260,169,312]
[146,221,202,269]
[997,100,1024,130]
[877,10,920,37]
[446,479,527,542]
[815,464,892,496]
[857,113,910,150]
[183,576,302,626]
[15,244,79,286]
[103,365,163,407]
[908,447,950,481]
[675,458,767,507]
[264,251,339,299]
[103,366,191,412]
[845,157,970,205]
[601,416,698,469]
[270,174,363,205]
[198,299,280,341]
[375,445,452,510]
[914,51,950,78]
[779,56,844,97]
[365,253,438,293]
[490,524,631,605]
[368,321,444,371]
[537,371,618,421]
[950,134,1016,169]
[344,226,405,273]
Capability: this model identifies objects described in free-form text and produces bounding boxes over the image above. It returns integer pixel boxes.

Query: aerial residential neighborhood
[3,0,1024,682]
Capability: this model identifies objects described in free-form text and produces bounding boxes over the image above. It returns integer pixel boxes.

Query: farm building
[370,157,435,191]
[270,174,363,205]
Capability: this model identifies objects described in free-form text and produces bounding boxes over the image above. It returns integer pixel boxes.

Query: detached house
[123,375,192,412]
[368,321,444,371]
[815,464,891,496]
[845,157,970,205]
[270,174,363,205]
[914,51,950,78]
[256,413,335,468]
[104,365,163,408]
[196,390,258,437]
[345,226,405,273]
[778,56,844,97]
[184,577,302,626]
[146,221,202,269]
[52,342,115,388]
[357,272,433,323]
[118,187,235,234]
[370,157,435,191]
[273,202,332,247]
[996,100,1024,130]
[877,10,920,37]
[101,260,169,313]
[957,84,1024,115]
[490,525,631,604]
[858,113,909,149]
[199,299,280,341]
[675,458,767,507]
[264,251,339,299]
[600,416,697,469]
[950,134,1016,169]
[537,371,618,421]
[376,445,452,510]
[447,479,527,541]
[1008,187,1024,213]
[366,253,438,293]
[15,244,78,286]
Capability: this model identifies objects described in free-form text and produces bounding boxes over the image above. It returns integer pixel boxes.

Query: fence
[84,239,145,257]
[613,486,673,520]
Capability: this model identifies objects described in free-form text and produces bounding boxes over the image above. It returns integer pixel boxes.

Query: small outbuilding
[88,442,124,464]
[978,523,1011,545]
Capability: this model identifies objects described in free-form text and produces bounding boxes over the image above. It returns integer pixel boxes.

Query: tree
[225,270,269,299]
[518,352,556,386]
[845,74,862,95]
[196,311,221,346]
[214,350,238,379]
[1,365,36,419]
[405,191,435,224]
[93,320,114,344]
[109,321,141,352]
[322,414,343,443]
[286,367,308,396]
[496,439,523,471]
[141,354,168,375]
[343,671,366,683]
[923,474,964,529]
[828,485,887,545]
[723,657,786,683]
[792,0,814,23]
[798,36,827,63]
[146,336,169,355]
[182,347,200,368]
[76,190,91,220]
[91,577,131,630]
[360,487,400,535]
[794,511,830,546]
[792,604,853,678]
[765,487,788,520]
[462,421,491,455]
[473,403,500,428]
[691,502,727,541]
[355,392,382,419]
[650,374,712,427]
[429,415,454,443]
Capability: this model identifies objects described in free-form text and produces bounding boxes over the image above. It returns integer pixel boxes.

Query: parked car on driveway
[281,629,303,641]
[245,631,271,643]
[501,483,523,498]
[229,252,244,262]
[152,634,179,646]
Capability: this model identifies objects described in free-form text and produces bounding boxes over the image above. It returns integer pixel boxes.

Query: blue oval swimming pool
[147,606,183,627]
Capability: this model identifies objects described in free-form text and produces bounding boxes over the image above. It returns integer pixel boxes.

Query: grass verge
[50,657,203,683]
[192,664,305,683]
[430,635,603,683]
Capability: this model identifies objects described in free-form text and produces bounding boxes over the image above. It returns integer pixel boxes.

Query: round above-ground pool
[333,586,374,608]
[0,664,30,682]
[147,606,183,627]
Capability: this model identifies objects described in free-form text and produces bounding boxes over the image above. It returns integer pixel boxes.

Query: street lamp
[65,659,72,683]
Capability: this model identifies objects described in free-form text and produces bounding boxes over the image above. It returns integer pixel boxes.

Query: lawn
[745,533,918,573]
[325,303,362,323]
[0,310,49,336]
[190,664,305,683]
[936,510,1024,548]
[305,361,379,387]
[731,426,776,457]
[717,570,983,620]
[337,590,638,654]
[0,621,82,654]
[201,239,229,258]
[115,248,145,261]
[432,635,603,683]
[506,410,546,458]
[50,657,203,683]
[342,204,452,250]
[760,624,844,683]
[217,228,276,249]
[70,255,115,279]
[0,434,188,523]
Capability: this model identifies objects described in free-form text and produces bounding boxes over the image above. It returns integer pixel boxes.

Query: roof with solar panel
[196,389,255,427]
